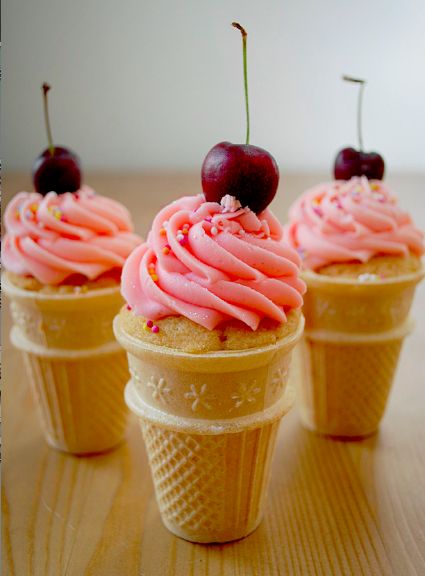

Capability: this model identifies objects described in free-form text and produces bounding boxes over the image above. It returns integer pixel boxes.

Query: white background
[3,0,425,174]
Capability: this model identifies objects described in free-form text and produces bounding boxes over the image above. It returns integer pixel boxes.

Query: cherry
[202,142,278,214]
[334,147,385,181]
[201,23,279,214]
[333,76,385,181]
[32,83,82,195]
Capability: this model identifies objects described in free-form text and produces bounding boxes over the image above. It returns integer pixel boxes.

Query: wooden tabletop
[3,171,425,576]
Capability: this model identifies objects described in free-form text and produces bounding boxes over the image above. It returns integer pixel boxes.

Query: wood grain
[2,171,425,576]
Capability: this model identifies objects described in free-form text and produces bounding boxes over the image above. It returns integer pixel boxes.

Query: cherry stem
[343,75,366,152]
[232,22,250,145]
[42,83,55,156]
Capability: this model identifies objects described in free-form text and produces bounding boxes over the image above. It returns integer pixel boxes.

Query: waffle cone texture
[298,268,424,438]
[4,275,130,454]
[114,313,304,543]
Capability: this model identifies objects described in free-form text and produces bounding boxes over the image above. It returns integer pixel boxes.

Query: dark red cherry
[334,76,385,181]
[32,83,82,195]
[334,147,385,181]
[32,147,81,195]
[201,24,279,214]
[202,141,279,214]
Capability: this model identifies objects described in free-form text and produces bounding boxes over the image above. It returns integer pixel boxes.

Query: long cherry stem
[343,75,366,151]
[232,22,250,145]
[42,83,55,156]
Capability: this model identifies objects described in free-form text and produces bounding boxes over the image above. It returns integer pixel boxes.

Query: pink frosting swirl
[122,194,305,331]
[284,177,424,270]
[2,185,142,284]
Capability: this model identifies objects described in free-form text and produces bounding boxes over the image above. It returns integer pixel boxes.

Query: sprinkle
[80,285,88,293]
[49,205,63,220]
[358,273,379,283]
[152,325,160,333]
[260,219,270,237]
[60,215,67,222]
[160,227,167,236]
[176,233,185,242]
[163,220,169,228]
[313,207,323,218]
[150,274,158,282]
[211,226,218,236]
[238,229,245,235]
[205,217,212,222]
[126,304,132,311]
[30,204,38,213]
[15,210,20,219]
[371,183,379,190]
[182,228,189,235]
[182,223,190,230]
[146,320,153,328]
[148,263,155,270]
[143,322,150,331]
[220,194,242,213]
[162,245,171,255]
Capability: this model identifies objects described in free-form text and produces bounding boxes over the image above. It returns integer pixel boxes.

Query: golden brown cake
[316,253,421,279]
[119,307,302,353]
[5,269,121,293]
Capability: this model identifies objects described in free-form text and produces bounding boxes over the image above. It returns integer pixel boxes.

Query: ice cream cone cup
[4,274,130,454]
[302,268,424,334]
[114,313,304,543]
[297,268,424,438]
[4,274,123,349]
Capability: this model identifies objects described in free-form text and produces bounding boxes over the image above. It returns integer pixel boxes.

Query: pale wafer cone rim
[304,316,414,344]
[125,379,295,435]
[302,265,424,292]
[10,326,123,359]
[2,273,122,306]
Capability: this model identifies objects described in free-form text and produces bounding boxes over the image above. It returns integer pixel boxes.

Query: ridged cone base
[297,335,404,438]
[139,416,280,543]
[20,343,130,454]
[298,269,423,439]
[4,279,131,455]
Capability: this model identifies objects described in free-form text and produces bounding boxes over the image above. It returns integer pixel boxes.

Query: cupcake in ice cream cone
[115,190,305,543]
[2,83,142,454]
[284,78,424,438]
[115,22,306,543]
[285,177,424,438]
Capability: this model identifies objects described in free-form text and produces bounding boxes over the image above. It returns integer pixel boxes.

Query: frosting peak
[2,186,142,284]
[284,177,424,271]
[122,194,305,331]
